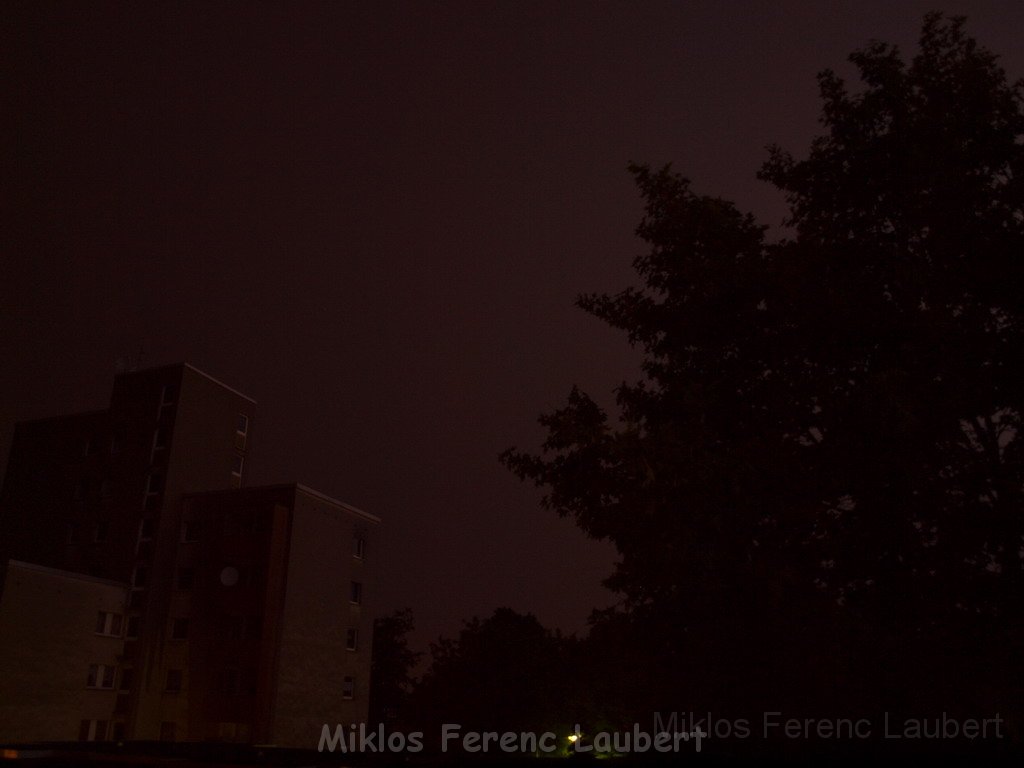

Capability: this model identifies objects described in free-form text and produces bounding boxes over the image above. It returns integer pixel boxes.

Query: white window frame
[87,663,116,690]
[96,611,123,637]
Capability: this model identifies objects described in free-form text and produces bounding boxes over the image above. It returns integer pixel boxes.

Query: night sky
[3,1,1023,652]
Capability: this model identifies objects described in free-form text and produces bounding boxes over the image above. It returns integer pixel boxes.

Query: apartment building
[0,364,379,747]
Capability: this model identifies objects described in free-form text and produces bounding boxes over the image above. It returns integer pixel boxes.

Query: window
[96,612,123,637]
[152,428,169,452]
[159,721,176,742]
[231,454,244,486]
[346,628,359,651]
[144,473,163,510]
[165,669,183,693]
[176,568,195,590]
[94,521,109,542]
[342,676,355,700]
[128,591,146,610]
[74,479,89,502]
[139,518,156,541]
[111,721,125,741]
[84,438,96,457]
[98,611,123,636]
[237,413,248,436]
[353,536,366,559]
[181,520,200,543]
[160,384,177,406]
[67,522,80,543]
[171,618,189,640]
[350,581,363,605]
[119,668,134,691]
[100,480,113,500]
[87,664,116,689]
[132,565,148,589]
[79,719,108,742]
[110,431,124,455]
[125,616,140,639]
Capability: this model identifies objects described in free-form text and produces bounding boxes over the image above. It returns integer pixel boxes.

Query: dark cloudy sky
[3,1,1023,650]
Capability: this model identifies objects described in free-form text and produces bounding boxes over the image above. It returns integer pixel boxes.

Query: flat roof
[183,363,257,405]
[183,482,381,523]
[295,483,381,523]
[6,560,129,589]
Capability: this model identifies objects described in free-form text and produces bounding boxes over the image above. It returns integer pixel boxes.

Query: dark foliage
[502,13,1024,720]
[369,608,422,726]
[409,608,579,748]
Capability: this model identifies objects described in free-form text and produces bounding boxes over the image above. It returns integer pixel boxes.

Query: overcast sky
[3,0,1023,651]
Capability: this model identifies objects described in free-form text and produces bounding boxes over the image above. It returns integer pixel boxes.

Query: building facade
[0,364,379,747]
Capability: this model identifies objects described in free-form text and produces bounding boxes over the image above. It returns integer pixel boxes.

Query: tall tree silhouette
[369,608,421,727]
[503,13,1024,715]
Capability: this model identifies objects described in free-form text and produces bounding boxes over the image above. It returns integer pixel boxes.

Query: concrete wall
[270,487,379,748]
[128,364,256,741]
[0,561,127,743]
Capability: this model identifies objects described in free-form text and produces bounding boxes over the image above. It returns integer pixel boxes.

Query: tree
[369,608,422,726]
[409,608,576,745]
[502,13,1024,714]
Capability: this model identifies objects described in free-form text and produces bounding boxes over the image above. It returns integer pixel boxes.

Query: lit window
[350,581,363,605]
[165,669,183,693]
[353,536,366,559]
[171,618,189,640]
[346,628,358,651]
[342,676,355,700]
